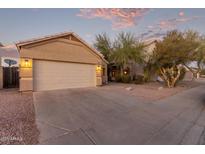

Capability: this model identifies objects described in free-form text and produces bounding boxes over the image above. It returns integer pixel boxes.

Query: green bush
[121,75,131,83]
[178,67,186,81]
[134,74,144,84]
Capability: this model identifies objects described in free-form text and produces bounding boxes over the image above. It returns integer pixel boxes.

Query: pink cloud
[143,14,200,40]
[77,9,149,29]
[0,44,19,58]
[158,16,199,29]
[1,44,17,50]
[146,10,200,31]
[178,11,185,17]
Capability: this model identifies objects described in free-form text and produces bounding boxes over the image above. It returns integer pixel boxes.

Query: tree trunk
[191,71,200,81]
[191,73,197,81]
[159,66,181,88]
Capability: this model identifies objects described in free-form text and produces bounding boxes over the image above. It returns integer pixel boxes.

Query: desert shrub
[178,67,186,81]
[115,74,122,82]
[134,74,144,84]
[121,75,131,83]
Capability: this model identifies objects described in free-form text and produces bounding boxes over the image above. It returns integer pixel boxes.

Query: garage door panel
[33,60,96,91]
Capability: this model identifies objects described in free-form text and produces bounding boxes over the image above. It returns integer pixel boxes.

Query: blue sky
[0,8,205,46]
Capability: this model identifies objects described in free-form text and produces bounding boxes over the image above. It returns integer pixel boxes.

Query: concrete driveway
[33,84,205,144]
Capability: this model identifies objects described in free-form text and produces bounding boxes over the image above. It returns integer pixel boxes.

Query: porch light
[124,71,127,75]
[96,65,102,72]
[20,59,32,68]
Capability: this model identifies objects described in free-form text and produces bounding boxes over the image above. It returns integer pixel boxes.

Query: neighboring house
[184,69,194,80]
[16,32,108,92]
[0,44,19,89]
[184,67,201,80]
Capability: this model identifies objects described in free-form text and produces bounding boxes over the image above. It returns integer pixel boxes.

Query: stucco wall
[102,61,108,84]
[184,71,193,81]
[18,37,108,91]
[20,38,102,65]
[20,78,33,92]
[19,59,33,91]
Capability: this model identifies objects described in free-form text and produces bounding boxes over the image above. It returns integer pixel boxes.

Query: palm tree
[94,33,112,62]
[111,32,145,79]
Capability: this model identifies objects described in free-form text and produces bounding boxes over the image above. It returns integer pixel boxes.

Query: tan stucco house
[16,32,108,92]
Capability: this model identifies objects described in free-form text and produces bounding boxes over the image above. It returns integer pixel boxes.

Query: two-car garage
[33,60,96,91]
[16,32,108,92]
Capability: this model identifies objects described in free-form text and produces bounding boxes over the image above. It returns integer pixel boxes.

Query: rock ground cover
[0,90,39,144]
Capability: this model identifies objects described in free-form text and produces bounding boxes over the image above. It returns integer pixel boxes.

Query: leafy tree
[94,33,112,62]
[144,30,205,86]
[196,38,205,74]
[152,30,187,88]
[143,54,157,82]
[142,40,159,82]
[182,31,205,79]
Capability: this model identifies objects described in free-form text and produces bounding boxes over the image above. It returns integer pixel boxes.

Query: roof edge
[16,32,73,47]
[16,32,108,64]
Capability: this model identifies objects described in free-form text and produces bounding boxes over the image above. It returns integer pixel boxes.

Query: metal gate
[3,67,19,88]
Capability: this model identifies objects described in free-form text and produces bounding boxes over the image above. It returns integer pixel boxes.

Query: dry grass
[0,90,39,144]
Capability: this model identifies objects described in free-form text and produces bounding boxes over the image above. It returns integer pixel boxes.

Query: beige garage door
[33,60,96,91]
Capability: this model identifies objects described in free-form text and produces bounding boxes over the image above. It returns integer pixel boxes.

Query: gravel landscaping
[0,89,39,144]
[104,80,201,101]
